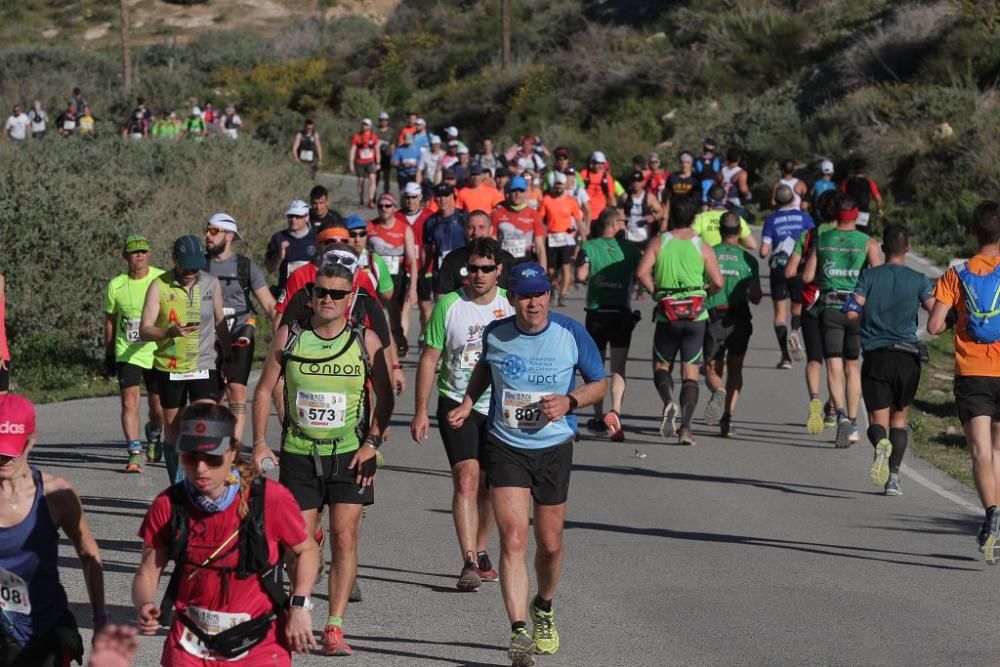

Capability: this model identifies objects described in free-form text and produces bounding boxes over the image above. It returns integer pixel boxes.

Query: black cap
[719,212,741,235]
[630,171,645,183]
[435,183,455,197]
[469,164,485,175]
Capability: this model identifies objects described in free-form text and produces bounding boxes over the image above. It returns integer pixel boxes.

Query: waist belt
[821,290,852,305]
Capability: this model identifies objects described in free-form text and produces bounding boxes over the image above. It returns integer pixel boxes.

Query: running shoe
[806,398,824,436]
[870,439,892,487]
[884,473,902,497]
[508,628,536,667]
[530,600,560,655]
[457,559,482,592]
[603,410,625,442]
[834,415,852,449]
[978,509,996,553]
[719,415,734,439]
[125,452,143,474]
[349,578,363,602]
[703,389,726,426]
[848,423,860,443]
[788,331,805,362]
[659,402,678,439]
[823,402,837,429]
[776,358,792,370]
[144,422,162,463]
[984,507,1000,564]
[476,552,498,582]
[322,624,352,656]
[397,338,409,357]
[678,427,696,446]
[585,418,608,435]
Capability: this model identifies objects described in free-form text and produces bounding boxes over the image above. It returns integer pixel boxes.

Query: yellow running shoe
[508,628,536,666]
[531,600,560,655]
[870,439,892,487]
[806,398,824,435]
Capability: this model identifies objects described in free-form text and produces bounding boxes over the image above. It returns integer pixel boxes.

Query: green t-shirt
[652,232,708,322]
[706,243,758,312]
[855,264,933,351]
[422,288,514,414]
[815,226,870,294]
[360,252,394,295]
[577,237,642,310]
[692,209,751,247]
[792,222,835,257]
[152,120,180,138]
[104,267,165,368]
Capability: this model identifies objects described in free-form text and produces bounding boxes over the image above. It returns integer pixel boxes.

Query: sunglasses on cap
[312,286,352,301]
[181,452,226,468]
[466,263,497,274]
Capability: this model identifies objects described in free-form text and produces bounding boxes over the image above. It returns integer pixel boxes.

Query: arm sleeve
[933,269,957,306]
[567,318,606,383]
[574,247,590,268]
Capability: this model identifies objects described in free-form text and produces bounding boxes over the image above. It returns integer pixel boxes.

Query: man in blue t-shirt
[390,132,422,191]
[265,199,318,301]
[759,184,814,369]
[447,262,606,664]
[422,183,468,291]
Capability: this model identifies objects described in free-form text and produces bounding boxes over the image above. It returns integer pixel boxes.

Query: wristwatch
[289,595,313,610]
[365,434,383,449]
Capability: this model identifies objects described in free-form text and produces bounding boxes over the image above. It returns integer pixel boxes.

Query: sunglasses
[466,264,497,274]
[205,227,227,237]
[349,231,367,238]
[378,204,394,210]
[181,452,226,468]
[127,249,149,255]
[312,286,352,301]
[404,195,420,199]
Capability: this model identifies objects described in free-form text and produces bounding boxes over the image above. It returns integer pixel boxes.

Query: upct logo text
[0,422,26,434]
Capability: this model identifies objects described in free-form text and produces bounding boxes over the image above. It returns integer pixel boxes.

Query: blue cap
[507,176,527,192]
[509,262,549,296]
[344,214,366,230]
[172,234,207,271]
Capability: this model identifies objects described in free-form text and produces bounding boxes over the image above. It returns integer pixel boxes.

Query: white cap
[430,134,442,144]
[378,111,389,120]
[821,159,834,174]
[445,126,459,137]
[285,199,310,217]
[321,248,359,275]
[552,172,568,185]
[361,118,372,126]
[590,151,607,164]
[457,145,470,155]
[448,140,459,147]
[192,106,202,117]
[403,181,422,197]
[207,212,242,240]
[416,117,426,126]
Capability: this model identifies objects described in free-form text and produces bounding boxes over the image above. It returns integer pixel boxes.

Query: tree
[501,0,511,70]
[119,0,132,89]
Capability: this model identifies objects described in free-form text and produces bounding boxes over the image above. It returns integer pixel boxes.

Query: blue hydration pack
[957,261,1000,343]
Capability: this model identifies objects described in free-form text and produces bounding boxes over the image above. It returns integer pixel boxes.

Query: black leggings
[653,320,706,366]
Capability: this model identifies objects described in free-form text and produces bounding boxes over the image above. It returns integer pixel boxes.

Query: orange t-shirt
[352,131,378,164]
[456,185,504,213]
[933,255,1000,377]
[540,194,581,234]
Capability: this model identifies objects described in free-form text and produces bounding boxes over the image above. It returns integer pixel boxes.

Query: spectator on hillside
[56,102,79,138]
[78,104,96,136]
[292,119,322,174]
[473,138,503,177]
[68,87,87,115]
[28,101,48,139]
[151,110,181,139]
[222,104,242,139]
[3,104,30,142]
[122,110,147,140]
[183,106,207,141]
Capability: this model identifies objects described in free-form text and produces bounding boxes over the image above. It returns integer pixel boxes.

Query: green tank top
[152,271,218,373]
[706,242,757,313]
[653,232,707,322]
[815,226,870,294]
[282,325,368,456]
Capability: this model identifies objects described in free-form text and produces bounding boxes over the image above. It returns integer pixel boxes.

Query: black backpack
[215,255,257,319]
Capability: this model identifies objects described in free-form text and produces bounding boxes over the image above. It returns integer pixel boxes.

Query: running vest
[624,193,653,243]
[815,227,869,294]
[582,170,614,217]
[298,133,317,163]
[780,177,802,208]
[956,262,1000,343]
[367,219,408,275]
[0,468,69,646]
[282,324,369,456]
[721,165,743,206]
[152,271,218,373]
[653,232,707,322]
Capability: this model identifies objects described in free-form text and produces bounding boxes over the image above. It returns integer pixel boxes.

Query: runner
[3,105,29,142]
[423,183,470,295]
[770,159,808,210]
[458,165,504,213]
[636,199,724,446]
[446,261,607,666]
[492,176,547,266]
[0,393,105,666]
[292,120,322,176]
[349,118,380,208]
[252,264,394,656]
[617,171,664,246]
[645,152,668,202]
[309,185,344,229]
[692,185,757,249]
[663,151,700,229]
[928,201,1000,558]
[265,200,318,303]
[368,193,419,355]
[437,211,517,296]
[576,207,642,441]
[810,159,837,211]
[846,224,933,495]
[417,135,445,199]
[183,107,207,141]
[139,235,229,483]
[398,182,436,333]
[702,213,762,438]
[205,214,277,443]
[760,185,814,369]
[718,147,752,222]
[390,131,422,192]
[27,101,48,139]
[375,111,394,196]
[539,173,583,307]
[693,138,721,203]
[579,152,618,220]
[134,402,319,664]
[411,237,514,591]
[801,196,882,448]
[841,157,884,229]
[103,235,166,473]
[56,102,78,138]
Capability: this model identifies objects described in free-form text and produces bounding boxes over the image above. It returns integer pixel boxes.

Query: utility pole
[120,0,132,89]
[501,0,511,70]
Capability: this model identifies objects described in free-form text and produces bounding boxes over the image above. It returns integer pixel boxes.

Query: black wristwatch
[365,434,383,449]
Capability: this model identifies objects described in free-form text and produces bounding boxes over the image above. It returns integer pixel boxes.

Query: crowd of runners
[3,114,1000,667]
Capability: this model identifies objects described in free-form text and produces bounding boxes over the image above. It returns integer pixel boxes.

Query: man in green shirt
[575,207,642,441]
[692,185,757,250]
[103,235,165,473]
[702,214,762,437]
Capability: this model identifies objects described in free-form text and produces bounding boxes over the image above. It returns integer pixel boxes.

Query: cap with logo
[509,262,550,296]
[207,212,242,240]
[361,118,372,127]
[173,235,208,271]
[378,192,397,206]
[321,248,359,275]
[344,214,367,230]
[123,234,150,254]
[403,181,422,197]
[285,199,310,217]
[177,415,234,456]
[435,183,455,198]
[0,394,35,458]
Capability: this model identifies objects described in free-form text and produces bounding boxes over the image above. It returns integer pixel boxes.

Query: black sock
[512,621,527,632]
[888,427,908,472]
[791,315,801,331]
[654,369,674,405]
[775,325,789,359]
[680,379,698,430]
[533,595,552,612]
[866,424,887,447]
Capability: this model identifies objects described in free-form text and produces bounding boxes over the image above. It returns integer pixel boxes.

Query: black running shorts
[954,376,1000,425]
[653,320,706,366]
[801,308,824,363]
[437,395,487,468]
[117,362,161,394]
[483,436,572,506]
[770,268,803,303]
[861,348,920,411]
[820,308,861,360]
[279,449,374,510]
[223,337,255,386]
[155,370,220,410]
[585,309,636,352]
[704,310,752,361]
[546,245,575,269]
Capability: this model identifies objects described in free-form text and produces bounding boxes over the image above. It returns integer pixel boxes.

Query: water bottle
[260,457,277,473]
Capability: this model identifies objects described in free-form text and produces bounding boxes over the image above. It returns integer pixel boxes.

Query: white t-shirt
[418,150,444,182]
[28,110,47,133]
[5,113,30,140]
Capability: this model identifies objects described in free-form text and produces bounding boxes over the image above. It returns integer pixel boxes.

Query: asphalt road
[32,247,994,666]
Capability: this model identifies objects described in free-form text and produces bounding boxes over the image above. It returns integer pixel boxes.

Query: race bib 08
[501,390,549,431]
[179,606,252,661]
[359,148,374,161]
[0,568,30,615]
[296,391,347,429]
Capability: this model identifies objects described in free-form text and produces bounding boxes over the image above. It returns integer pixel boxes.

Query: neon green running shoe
[806,398,824,435]
[508,628,536,666]
[531,600,560,655]
[870,439,892,487]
